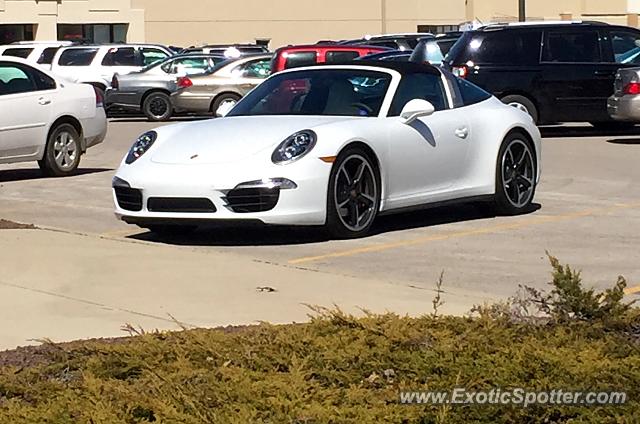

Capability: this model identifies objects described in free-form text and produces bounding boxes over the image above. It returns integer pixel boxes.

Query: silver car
[170,54,272,116]
[106,54,226,121]
[608,67,640,122]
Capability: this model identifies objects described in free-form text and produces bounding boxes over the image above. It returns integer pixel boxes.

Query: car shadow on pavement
[108,116,210,123]
[129,202,542,247]
[606,138,640,145]
[540,125,640,139]
[0,168,112,183]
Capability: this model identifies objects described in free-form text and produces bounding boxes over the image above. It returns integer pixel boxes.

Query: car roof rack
[480,20,609,30]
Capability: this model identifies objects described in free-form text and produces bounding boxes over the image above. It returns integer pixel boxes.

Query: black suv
[445,22,640,126]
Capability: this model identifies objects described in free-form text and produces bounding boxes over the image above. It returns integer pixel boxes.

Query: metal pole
[519,0,526,22]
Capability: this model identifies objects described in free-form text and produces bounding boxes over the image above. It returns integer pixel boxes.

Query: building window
[0,24,35,44]
[418,25,460,35]
[57,24,128,43]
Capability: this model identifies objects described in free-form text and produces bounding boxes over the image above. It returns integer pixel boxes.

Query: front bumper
[607,94,640,122]
[105,88,144,111]
[113,158,331,226]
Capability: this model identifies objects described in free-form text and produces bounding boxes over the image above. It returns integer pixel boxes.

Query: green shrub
[0,258,638,423]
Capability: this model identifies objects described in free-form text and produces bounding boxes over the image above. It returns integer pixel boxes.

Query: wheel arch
[209,91,243,112]
[499,91,541,123]
[140,88,172,109]
[45,115,84,157]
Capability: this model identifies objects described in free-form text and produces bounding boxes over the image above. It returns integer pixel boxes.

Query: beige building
[2,0,640,48]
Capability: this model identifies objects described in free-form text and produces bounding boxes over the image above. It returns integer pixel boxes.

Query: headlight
[126,131,157,164]
[271,130,317,164]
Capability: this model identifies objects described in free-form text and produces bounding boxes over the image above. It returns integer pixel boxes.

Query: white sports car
[113,62,541,238]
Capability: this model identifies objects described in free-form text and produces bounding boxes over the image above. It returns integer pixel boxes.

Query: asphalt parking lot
[1,119,640,347]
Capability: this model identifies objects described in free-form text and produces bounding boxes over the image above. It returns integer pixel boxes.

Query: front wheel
[325,148,381,239]
[211,93,241,116]
[38,123,82,177]
[493,133,537,215]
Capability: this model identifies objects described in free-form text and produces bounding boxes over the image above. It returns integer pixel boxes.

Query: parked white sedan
[113,62,541,238]
[0,58,107,176]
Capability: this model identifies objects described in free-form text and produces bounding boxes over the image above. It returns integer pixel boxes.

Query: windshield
[228,69,392,117]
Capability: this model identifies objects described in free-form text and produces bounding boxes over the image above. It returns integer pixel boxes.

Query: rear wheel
[494,133,537,215]
[143,92,173,121]
[326,147,381,239]
[38,123,82,177]
[501,95,539,124]
[211,93,241,116]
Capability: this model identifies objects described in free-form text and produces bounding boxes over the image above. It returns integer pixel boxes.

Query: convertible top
[312,60,442,76]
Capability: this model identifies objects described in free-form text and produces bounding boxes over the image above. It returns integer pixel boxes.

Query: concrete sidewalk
[0,229,493,351]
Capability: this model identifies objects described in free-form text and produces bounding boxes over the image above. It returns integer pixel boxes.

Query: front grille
[147,197,217,213]
[114,187,143,211]
[224,187,280,213]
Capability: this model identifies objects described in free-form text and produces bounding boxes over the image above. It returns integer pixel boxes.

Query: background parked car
[181,44,269,58]
[434,32,464,56]
[357,50,412,62]
[0,41,74,70]
[608,67,640,122]
[0,58,107,176]
[445,21,640,126]
[271,44,390,73]
[50,44,173,94]
[339,33,433,51]
[171,54,272,116]
[107,53,227,121]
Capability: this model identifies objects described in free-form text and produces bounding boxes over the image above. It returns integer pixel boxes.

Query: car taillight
[177,77,193,88]
[452,65,468,79]
[624,82,640,95]
[111,75,119,90]
[94,87,104,108]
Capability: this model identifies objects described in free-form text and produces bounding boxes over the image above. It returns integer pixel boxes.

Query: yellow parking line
[288,202,640,265]
[625,285,640,295]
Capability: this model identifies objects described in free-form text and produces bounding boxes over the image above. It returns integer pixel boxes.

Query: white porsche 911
[113,62,541,238]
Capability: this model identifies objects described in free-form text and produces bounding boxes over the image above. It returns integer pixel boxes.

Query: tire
[143,92,173,122]
[325,147,381,239]
[211,93,241,116]
[493,132,537,216]
[501,95,539,125]
[141,225,197,236]
[38,123,82,177]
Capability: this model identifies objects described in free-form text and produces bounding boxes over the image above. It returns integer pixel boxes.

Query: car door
[0,62,54,161]
[384,72,470,207]
[539,28,609,122]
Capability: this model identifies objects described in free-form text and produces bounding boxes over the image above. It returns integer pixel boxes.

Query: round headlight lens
[126,131,157,164]
[271,130,317,164]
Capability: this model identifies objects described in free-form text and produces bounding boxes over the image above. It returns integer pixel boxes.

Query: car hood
[150,115,361,165]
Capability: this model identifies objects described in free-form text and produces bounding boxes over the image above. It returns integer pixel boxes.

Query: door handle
[38,97,51,105]
[455,127,469,139]
[594,70,614,76]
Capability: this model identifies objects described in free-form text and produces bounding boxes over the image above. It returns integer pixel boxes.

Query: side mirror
[400,99,435,124]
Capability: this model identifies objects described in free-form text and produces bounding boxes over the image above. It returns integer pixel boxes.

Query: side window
[0,64,37,95]
[388,73,448,116]
[610,30,640,64]
[2,48,33,59]
[101,47,137,66]
[165,57,211,75]
[238,59,271,78]
[325,51,360,63]
[465,31,541,65]
[58,48,98,66]
[141,48,169,66]
[37,47,60,64]
[542,30,601,63]
[456,78,491,107]
[283,51,317,69]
